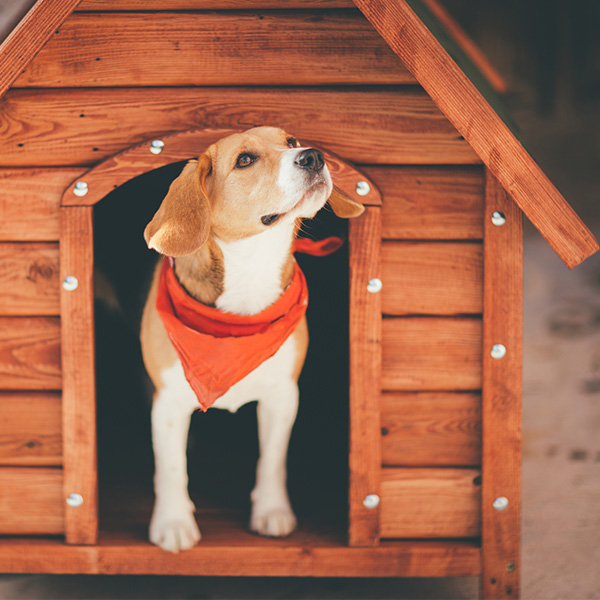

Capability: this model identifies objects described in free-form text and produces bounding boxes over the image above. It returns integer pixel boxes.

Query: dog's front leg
[149,380,201,553]
[250,380,299,537]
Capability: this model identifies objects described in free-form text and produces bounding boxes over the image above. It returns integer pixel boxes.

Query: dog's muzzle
[295,148,325,173]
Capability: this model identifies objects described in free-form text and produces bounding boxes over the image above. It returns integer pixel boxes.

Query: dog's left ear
[144,154,212,257]
[327,186,365,218]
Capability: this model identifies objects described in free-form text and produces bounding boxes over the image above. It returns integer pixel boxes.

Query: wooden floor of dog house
[0,500,481,578]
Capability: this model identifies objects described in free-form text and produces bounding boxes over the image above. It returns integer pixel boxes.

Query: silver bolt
[73,181,88,197]
[150,140,165,155]
[66,493,84,507]
[367,278,383,294]
[493,496,509,511]
[355,181,371,196]
[62,275,79,291]
[491,344,507,359]
[363,494,380,509]
[491,211,506,226]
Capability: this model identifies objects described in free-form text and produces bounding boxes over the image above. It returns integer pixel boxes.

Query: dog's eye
[236,153,257,169]
[286,137,298,148]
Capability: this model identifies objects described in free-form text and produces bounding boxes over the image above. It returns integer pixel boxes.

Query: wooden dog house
[0,1,597,598]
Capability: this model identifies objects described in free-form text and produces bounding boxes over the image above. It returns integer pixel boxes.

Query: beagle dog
[140,126,363,553]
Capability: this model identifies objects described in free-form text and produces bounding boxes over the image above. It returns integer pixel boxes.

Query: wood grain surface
[380,467,481,538]
[0,392,62,466]
[16,12,414,88]
[0,87,478,167]
[0,243,60,316]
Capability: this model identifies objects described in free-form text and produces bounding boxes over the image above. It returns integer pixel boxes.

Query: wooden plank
[0,0,83,100]
[481,170,522,599]
[382,317,482,391]
[381,392,481,467]
[381,242,483,315]
[0,87,479,167]
[0,243,60,316]
[16,12,414,88]
[353,0,599,268]
[0,169,83,241]
[363,166,484,240]
[77,0,356,8]
[60,129,381,208]
[380,467,481,538]
[0,317,61,390]
[0,535,480,577]
[0,393,62,466]
[0,467,64,534]
[60,206,98,545]
[348,207,382,547]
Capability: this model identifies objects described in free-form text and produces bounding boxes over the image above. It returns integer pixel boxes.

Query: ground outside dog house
[0,1,598,599]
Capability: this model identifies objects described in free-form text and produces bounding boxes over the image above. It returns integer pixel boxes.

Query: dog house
[0,1,598,598]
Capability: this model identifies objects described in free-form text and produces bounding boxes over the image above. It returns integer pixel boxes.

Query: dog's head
[144,127,364,257]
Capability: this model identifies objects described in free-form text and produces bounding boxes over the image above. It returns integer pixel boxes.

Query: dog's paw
[149,510,201,553]
[250,506,297,538]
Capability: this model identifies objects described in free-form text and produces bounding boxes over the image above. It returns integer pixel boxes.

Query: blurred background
[0,0,598,598]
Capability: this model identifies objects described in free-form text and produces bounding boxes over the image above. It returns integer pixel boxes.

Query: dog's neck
[173,221,296,316]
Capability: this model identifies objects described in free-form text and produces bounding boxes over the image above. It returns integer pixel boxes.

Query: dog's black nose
[295,148,324,173]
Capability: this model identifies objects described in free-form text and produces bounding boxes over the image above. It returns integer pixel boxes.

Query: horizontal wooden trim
[0,317,61,390]
[364,166,485,240]
[0,243,60,316]
[16,12,415,88]
[0,87,479,167]
[0,169,83,241]
[0,393,62,466]
[381,242,483,316]
[0,534,481,577]
[0,467,64,535]
[77,0,356,9]
[382,317,482,391]
[381,392,481,467]
[380,467,481,538]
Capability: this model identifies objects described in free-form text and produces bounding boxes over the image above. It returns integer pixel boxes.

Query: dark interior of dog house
[93,163,350,537]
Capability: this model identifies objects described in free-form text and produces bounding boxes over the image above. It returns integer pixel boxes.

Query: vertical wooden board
[0,467,65,534]
[348,207,382,546]
[0,243,60,316]
[0,169,82,241]
[60,206,98,545]
[380,468,481,538]
[382,317,482,391]
[381,392,481,467]
[481,171,522,599]
[381,242,483,315]
[0,317,61,390]
[0,392,62,466]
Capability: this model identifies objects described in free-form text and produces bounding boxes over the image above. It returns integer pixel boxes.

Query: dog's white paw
[149,507,201,553]
[250,506,297,537]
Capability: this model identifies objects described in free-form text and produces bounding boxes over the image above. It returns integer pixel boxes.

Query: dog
[140,126,364,553]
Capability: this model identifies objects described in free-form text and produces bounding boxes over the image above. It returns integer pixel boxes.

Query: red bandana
[156,237,343,411]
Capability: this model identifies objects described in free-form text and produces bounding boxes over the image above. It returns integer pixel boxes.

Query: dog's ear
[327,185,365,219]
[144,154,212,257]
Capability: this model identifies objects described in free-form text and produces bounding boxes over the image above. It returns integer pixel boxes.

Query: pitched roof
[0,0,597,268]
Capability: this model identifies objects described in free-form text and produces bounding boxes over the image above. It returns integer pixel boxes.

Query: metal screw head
[355,181,371,196]
[493,496,509,511]
[150,139,165,154]
[62,275,79,291]
[491,211,506,226]
[491,344,507,359]
[363,494,380,509]
[66,493,84,507]
[73,181,88,197]
[367,278,383,294]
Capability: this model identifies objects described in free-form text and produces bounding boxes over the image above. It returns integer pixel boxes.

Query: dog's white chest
[214,224,295,316]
